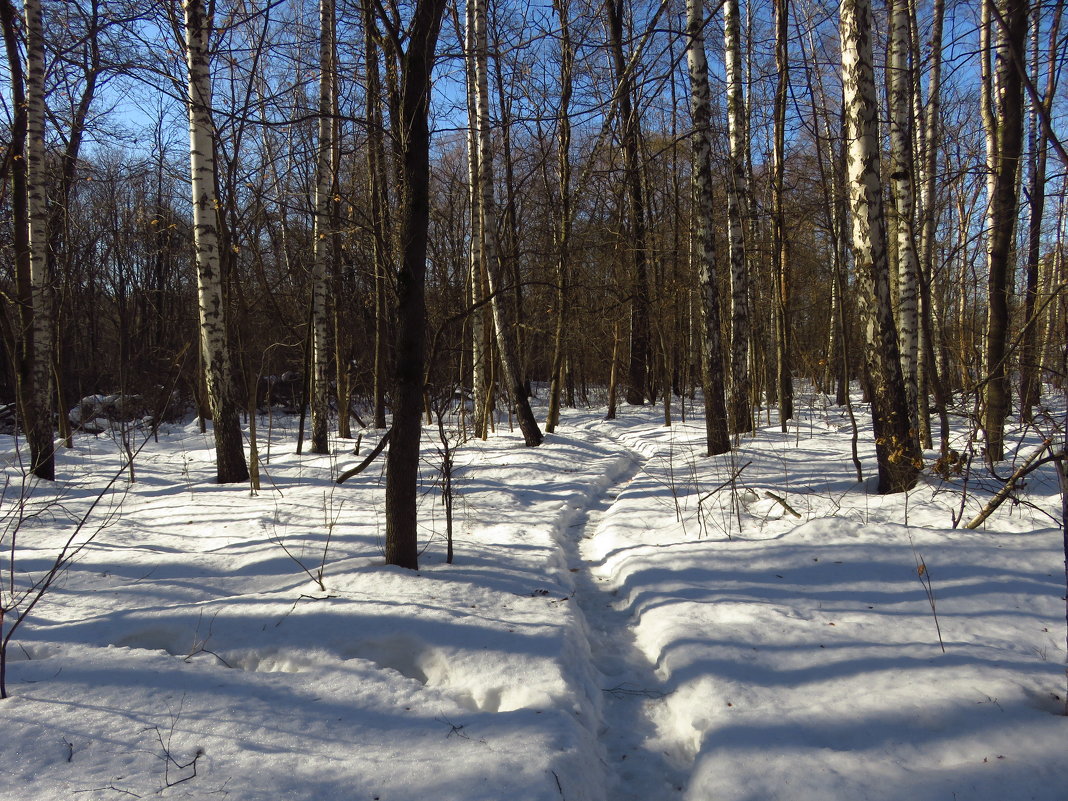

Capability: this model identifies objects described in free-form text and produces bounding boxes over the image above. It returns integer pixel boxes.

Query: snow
[2,391,1065,800]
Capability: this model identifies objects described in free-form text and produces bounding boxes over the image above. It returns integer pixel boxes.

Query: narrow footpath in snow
[562,451,691,801]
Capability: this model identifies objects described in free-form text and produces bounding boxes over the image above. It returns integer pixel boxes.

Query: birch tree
[309,0,335,455]
[887,0,921,449]
[184,0,249,484]
[470,0,543,446]
[916,0,951,452]
[463,0,489,439]
[686,0,730,456]
[723,0,753,434]
[21,0,54,480]
[840,0,920,493]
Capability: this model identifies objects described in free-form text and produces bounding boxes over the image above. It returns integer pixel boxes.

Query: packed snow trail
[562,448,690,800]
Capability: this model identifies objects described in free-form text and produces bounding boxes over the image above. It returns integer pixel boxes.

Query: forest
[2,1,1068,797]
[1,0,1063,534]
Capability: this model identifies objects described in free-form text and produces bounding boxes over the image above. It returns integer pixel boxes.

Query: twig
[336,429,391,484]
[763,490,802,519]
[965,440,1055,529]
[602,683,666,699]
[907,530,946,653]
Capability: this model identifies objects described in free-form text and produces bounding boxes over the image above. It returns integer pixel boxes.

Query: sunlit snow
[2,389,1064,800]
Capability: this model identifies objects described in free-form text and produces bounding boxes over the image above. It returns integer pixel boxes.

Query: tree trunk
[310,0,336,455]
[723,0,753,435]
[0,0,32,465]
[470,0,542,446]
[981,0,1028,462]
[185,0,248,484]
[383,0,448,570]
[888,0,922,451]
[772,0,792,429]
[546,0,574,435]
[363,0,392,431]
[22,0,54,480]
[840,0,921,493]
[463,0,489,440]
[1020,1,1062,422]
[605,0,650,406]
[685,0,730,456]
[916,0,950,452]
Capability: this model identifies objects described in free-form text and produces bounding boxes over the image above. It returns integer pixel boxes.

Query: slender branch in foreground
[965,439,1055,529]
[336,429,391,484]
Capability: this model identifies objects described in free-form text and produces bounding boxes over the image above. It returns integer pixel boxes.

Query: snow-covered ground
[2,391,1065,800]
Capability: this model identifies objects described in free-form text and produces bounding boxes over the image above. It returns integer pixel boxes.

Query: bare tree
[723,0,753,435]
[545,0,574,435]
[1020,0,1063,422]
[771,0,792,429]
[383,0,449,570]
[980,0,1028,461]
[685,0,730,456]
[1,0,55,480]
[309,0,336,455]
[888,0,921,449]
[840,0,921,493]
[184,0,249,484]
[470,0,542,446]
[605,0,650,406]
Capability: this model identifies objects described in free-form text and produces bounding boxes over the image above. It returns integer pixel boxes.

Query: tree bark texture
[464,0,489,440]
[723,0,753,435]
[383,0,448,570]
[185,0,249,484]
[888,0,921,450]
[686,0,730,456]
[840,0,921,493]
[1020,1,1061,422]
[981,0,1028,462]
[546,0,574,435]
[310,0,336,455]
[23,0,55,480]
[471,0,542,446]
[772,0,793,429]
[605,0,650,406]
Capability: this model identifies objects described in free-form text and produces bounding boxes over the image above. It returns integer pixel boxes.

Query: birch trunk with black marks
[471,0,542,446]
[916,0,951,453]
[0,0,33,468]
[888,0,921,451]
[686,0,730,456]
[310,0,335,455]
[23,0,54,480]
[840,0,920,493]
[464,0,489,440]
[185,0,248,484]
[724,0,753,434]
[981,0,1028,462]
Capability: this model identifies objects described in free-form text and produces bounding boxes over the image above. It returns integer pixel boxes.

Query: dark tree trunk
[605,0,649,406]
[383,0,447,570]
[981,0,1028,461]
